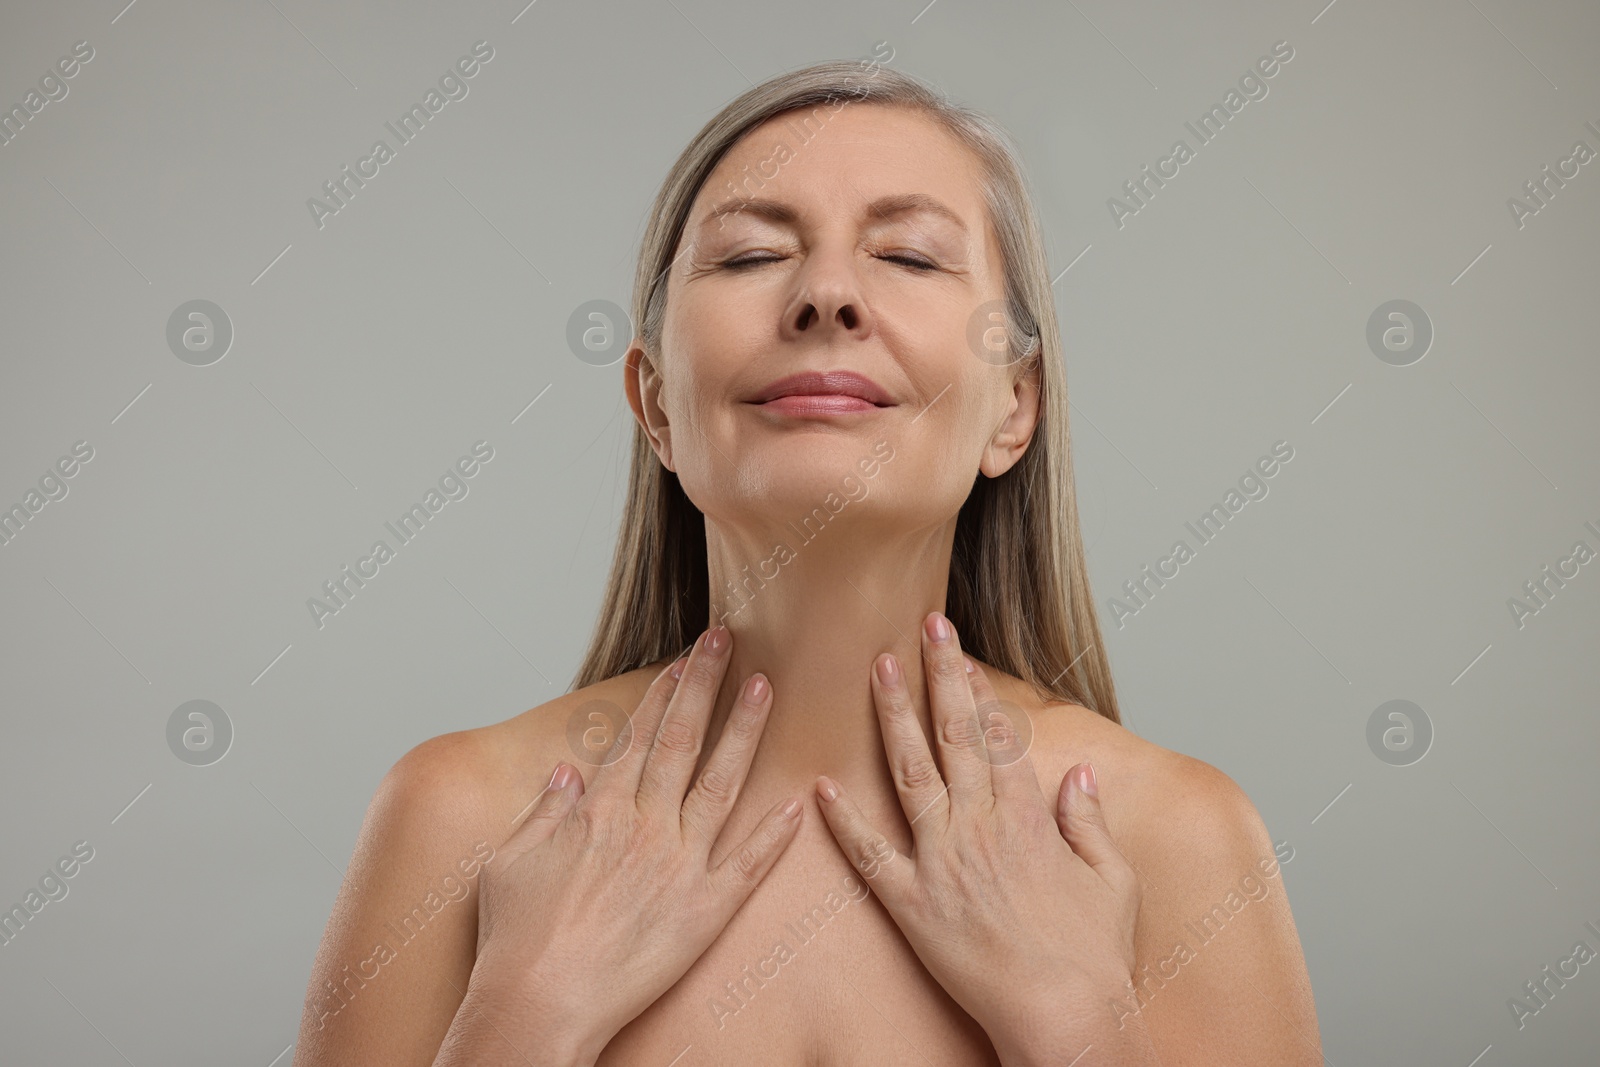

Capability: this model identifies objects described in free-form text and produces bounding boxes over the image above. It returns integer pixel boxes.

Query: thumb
[1056,762,1126,880]
[502,762,582,862]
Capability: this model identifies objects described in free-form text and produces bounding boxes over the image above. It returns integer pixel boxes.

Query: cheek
[662,297,758,397]
[652,358,740,489]
[924,365,996,445]
[888,387,989,489]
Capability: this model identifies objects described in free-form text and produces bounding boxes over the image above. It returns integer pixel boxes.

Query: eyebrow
[700,192,969,234]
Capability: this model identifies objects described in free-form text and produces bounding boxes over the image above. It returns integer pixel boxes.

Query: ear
[625,341,676,472]
[978,350,1042,479]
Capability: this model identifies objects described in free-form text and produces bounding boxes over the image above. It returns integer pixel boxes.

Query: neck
[701,507,955,792]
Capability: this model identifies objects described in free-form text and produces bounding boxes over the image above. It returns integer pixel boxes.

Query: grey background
[1,0,1596,1063]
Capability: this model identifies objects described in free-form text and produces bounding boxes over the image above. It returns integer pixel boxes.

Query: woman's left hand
[813,611,1144,1063]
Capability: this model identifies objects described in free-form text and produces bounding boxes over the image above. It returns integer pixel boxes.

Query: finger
[680,671,774,855]
[588,652,689,800]
[636,625,733,812]
[815,775,915,909]
[870,652,951,843]
[1056,762,1136,890]
[707,793,804,905]
[500,762,582,863]
[920,612,992,811]
[965,658,1046,808]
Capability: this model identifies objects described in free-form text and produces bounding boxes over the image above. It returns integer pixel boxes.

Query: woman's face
[628,102,1040,530]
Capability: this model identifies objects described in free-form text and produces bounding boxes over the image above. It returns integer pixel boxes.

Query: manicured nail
[818,776,839,802]
[546,763,563,790]
[743,673,768,705]
[782,797,802,818]
[669,655,688,679]
[1079,762,1098,797]
[926,612,951,643]
[707,625,729,654]
[876,654,899,686]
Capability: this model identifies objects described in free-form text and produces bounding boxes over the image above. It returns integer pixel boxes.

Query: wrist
[992,969,1159,1067]
[457,953,605,1067]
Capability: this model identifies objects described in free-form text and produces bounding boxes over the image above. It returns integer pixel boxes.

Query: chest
[593,817,1001,1067]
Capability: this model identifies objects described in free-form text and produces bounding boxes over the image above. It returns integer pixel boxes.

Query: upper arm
[292,732,507,1067]
[1123,757,1321,1067]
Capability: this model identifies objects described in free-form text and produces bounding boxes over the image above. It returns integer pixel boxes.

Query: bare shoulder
[984,667,1321,1065]
[292,662,669,1067]
[382,656,677,828]
[978,665,1230,840]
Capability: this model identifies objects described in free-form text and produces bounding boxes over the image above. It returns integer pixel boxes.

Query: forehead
[691,103,989,234]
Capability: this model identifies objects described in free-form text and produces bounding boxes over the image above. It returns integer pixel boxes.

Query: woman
[294,60,1319,1066]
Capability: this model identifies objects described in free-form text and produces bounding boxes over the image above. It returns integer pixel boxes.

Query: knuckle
[855,836,896,878]
[978,704,1021,746]
[725,701,764,744]
[880,692,918,729]
[693,765,733,806]
[929,650,967,682]
[679,657,726,703]
[939,713,984,749]
[897,753,943,793]
[651,713,701,757]
[731,844,761,882]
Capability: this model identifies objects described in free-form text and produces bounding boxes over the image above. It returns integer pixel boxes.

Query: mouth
[746,370,895,416]
[753,394,883,416]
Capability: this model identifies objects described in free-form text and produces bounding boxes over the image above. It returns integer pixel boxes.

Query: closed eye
[721,252,785,270]
[721,252,938,271]
[881,253,937,271]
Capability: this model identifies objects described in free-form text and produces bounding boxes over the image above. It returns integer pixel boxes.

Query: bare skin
[293,652,1318,1066]
[293,100,1320,1066]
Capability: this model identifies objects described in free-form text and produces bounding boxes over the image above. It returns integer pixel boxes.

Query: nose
[781,245,872,341]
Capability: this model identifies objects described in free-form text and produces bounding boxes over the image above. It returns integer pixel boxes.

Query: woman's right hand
[435,624,802,1067]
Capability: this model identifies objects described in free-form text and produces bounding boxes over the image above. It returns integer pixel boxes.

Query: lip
[756,394,881,416]
[747,370,895,407]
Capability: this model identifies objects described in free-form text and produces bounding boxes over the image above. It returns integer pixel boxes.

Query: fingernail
[782,797,802,818]
[707,625,729,654]
[876,654,899,686]
[743,673,768,705]
[964,656,974,674]
[548,763,573,791]
[818,775,839,802]
[1079,762,1098,797]
[546,763,562,790]
[670,655,688,679]
[926,612,951,643]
